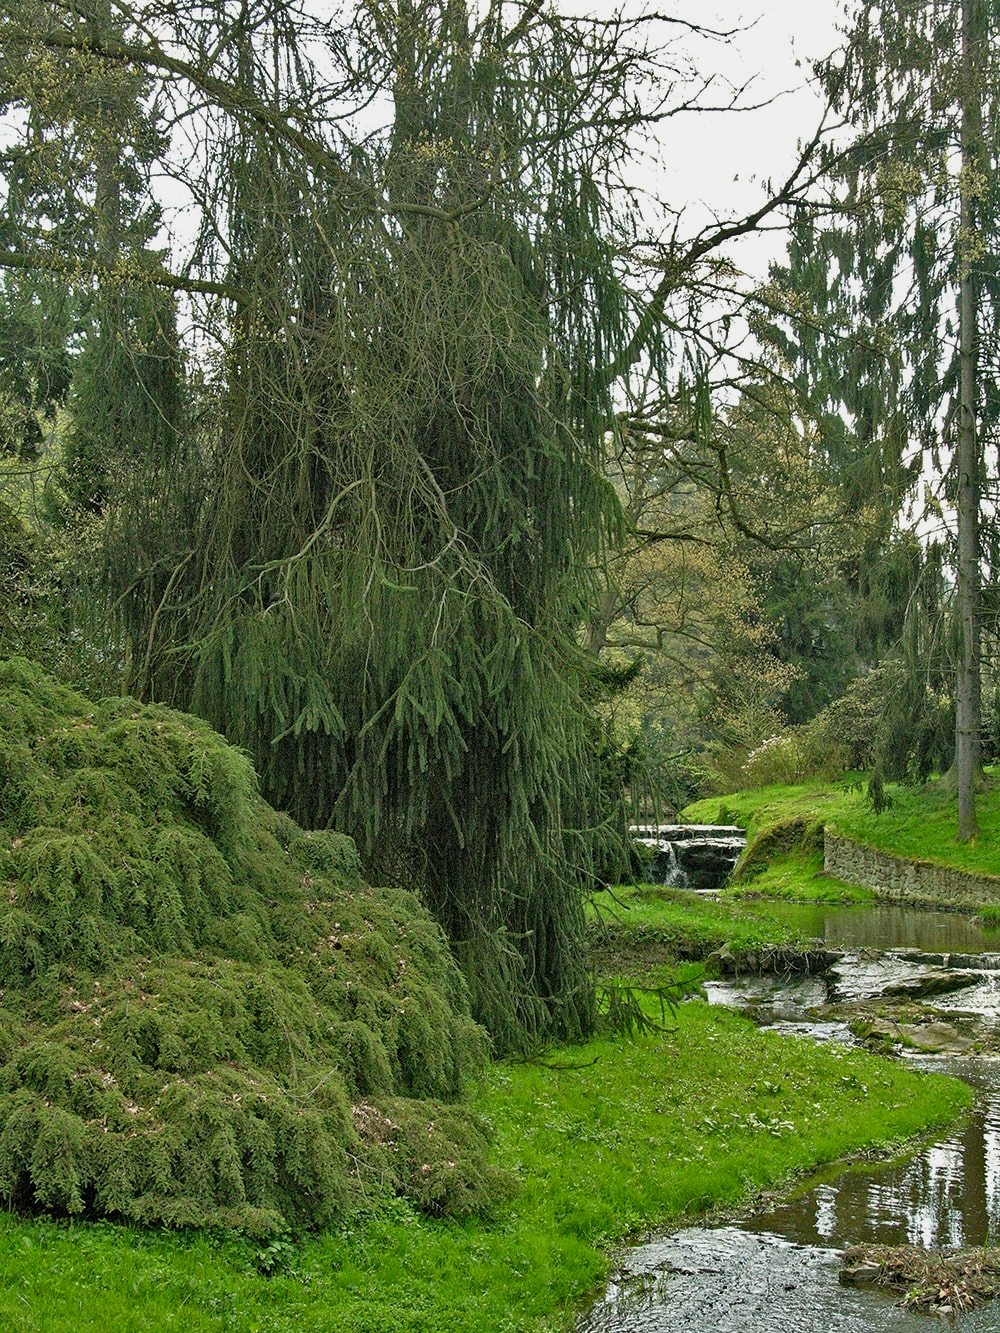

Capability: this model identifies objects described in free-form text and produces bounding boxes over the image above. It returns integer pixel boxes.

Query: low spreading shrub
[0,658,497,1234]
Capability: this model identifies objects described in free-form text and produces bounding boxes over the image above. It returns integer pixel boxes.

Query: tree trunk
[955,0,982,842]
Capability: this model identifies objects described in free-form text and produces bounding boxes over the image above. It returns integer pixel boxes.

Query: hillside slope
[684,778,1000,901]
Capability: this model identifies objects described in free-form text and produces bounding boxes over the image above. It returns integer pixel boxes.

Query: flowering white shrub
[740,733,805,787]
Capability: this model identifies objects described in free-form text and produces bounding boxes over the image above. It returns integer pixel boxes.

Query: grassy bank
[681,782,878,905]
[684,776,1000,881]
[724,853,876,905]
[688,773,1000,906]
[0,1001,970,1333]
[586,883,827,975]
[682,779,856,839]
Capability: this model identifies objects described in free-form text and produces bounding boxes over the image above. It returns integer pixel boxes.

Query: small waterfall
[630,824,747,891]
[634,837,686,887]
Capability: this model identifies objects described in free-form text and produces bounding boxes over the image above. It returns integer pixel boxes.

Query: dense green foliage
[0,1000,971,1332]
[0,502,43,654]
[0,0,893,1045]
[0,657,496,1234]
[38,0,645,1049]
[1,13,995,1329]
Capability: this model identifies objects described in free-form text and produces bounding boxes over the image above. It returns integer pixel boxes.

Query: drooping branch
[0,247,240,299]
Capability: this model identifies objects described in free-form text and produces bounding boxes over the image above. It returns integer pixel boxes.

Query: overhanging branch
[0,248,240,300]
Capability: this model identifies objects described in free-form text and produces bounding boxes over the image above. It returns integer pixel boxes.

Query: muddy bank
[842,1244,1000,1315]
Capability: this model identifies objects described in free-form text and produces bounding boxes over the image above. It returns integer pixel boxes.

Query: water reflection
[738,901,1000,954]
[579,902,1000,1332]
[745,1063,1000,1252]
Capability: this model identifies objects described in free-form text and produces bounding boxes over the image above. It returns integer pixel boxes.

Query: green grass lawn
[0,1002,970,1333]
[588,883,809,955]
[682,779,860,838]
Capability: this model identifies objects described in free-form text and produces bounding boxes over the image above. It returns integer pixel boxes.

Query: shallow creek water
[577,904,1000,1332]
[736,900,1000,956]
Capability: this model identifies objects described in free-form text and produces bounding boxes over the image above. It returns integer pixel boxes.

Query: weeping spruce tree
[95,1,662,1048]
[7,1,822,1044]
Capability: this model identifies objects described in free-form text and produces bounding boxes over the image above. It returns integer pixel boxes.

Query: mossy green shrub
[0,658,494,1234]
[733,815,825,882]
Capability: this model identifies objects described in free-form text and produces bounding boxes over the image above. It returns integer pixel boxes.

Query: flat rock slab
[898,1021,977,1053]
[840,1263,882,1285]
[850,1015,976,1054]
[880,969,980,999]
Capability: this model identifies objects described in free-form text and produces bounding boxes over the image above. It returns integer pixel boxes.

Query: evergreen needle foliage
[95,3,642,1049]
[0,657,500,1235]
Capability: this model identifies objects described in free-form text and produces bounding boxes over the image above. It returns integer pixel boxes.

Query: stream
[577,902,1000,1332]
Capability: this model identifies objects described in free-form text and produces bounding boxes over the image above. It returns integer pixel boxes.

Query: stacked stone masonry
[824,831,1000,908]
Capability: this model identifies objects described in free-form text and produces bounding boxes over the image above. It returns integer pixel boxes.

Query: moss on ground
[724,851,875,904]
[0,658,496,1234]
[733,814,825,881]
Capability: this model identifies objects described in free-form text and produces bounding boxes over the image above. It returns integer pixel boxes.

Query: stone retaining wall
[824,831,1000,908]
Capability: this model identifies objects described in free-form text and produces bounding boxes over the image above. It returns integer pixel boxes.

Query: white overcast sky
[643,0,849,277]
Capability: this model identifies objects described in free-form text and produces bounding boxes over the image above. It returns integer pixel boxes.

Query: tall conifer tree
[766,0,1000,832]
[92,0,651,1046]
[0,0,858,1043]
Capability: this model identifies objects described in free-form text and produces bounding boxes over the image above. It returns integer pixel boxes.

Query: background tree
[763,0,1000,835]
[587,349,898,805]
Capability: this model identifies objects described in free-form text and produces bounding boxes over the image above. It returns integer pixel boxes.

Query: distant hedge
[0,658,501,1234]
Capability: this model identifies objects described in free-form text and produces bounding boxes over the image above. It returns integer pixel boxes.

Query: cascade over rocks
[631,825,746,890]
[0,659,500,1234]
